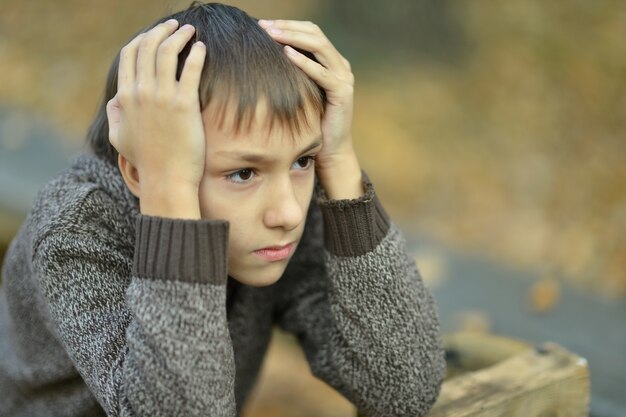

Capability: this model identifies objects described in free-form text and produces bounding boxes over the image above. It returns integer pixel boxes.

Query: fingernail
[258,19,273,27]
[165,19,178,26]
[285,45,297,56]
[182,24,195,31]
[270,28,282,35]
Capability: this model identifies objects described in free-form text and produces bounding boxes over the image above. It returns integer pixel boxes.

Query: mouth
[253,242,296,262]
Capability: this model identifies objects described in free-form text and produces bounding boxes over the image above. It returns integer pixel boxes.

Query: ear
[118,153,141,199]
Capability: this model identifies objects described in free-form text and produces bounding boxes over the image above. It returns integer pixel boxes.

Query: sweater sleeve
[32,192,236,416]
[273,171,446,417]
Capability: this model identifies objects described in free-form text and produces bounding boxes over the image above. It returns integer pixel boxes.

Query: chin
[229,263,288,287]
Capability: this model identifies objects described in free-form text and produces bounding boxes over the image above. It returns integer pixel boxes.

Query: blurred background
[0,0,624,416]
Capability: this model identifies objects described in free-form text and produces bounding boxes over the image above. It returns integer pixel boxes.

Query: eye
[225,168,256,184]
[292,155,316,170]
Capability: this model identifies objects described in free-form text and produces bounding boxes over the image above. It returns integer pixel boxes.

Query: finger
[178,41,207,95]
[283,45,340,91]
[266,29,347,74]
[340,56,351,71]
[258,19,320,35]
[118,33,146,92]
[136,19,179,86]
[156,24,197,90]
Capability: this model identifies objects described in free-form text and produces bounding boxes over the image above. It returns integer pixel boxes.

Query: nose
[263,176,304,231]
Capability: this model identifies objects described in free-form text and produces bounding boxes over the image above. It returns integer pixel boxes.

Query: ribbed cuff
[316,170,391,257]
[132,214,229,285]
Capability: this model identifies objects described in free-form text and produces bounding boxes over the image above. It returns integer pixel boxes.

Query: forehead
[201,96,322,151]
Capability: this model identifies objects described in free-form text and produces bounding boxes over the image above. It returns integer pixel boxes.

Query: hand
[106,19,207,192]
[260,19,364,199]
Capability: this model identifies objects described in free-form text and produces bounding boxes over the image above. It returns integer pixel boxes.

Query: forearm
[34,206,236,416]
[127,215,235,414]
[316,174,445,416]
[321,224,445,417]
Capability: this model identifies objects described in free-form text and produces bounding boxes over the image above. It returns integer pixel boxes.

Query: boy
[0,2,445,416]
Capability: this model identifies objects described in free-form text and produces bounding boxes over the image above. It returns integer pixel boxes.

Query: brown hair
[86,1,326,166]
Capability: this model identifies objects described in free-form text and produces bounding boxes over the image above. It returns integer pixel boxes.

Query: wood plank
[428,342,590,417]
[443,332,531,379]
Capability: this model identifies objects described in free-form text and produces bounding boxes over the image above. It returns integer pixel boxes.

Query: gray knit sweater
[0,151,445,417]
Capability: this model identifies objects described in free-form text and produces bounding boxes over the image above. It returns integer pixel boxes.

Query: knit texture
[133,215,229,284]
[0,151,445,417]
[316,171,390,257]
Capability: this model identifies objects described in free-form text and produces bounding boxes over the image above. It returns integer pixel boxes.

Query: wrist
[316,150,364,200]
[139,181,201,220]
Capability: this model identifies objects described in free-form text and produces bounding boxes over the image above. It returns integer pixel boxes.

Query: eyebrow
[216,137,323,163]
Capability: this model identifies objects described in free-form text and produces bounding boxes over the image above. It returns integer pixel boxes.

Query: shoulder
[26,152,138,256]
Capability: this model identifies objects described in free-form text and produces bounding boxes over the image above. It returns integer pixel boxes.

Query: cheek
[296,175,316,214]
[198,178,256,254]
[226,222,253,256]
[198,176,236,220]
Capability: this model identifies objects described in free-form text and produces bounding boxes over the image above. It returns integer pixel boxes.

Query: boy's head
[88,1,326,164]
[87,2,327,286]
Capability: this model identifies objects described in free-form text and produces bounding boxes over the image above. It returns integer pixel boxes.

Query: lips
[253,242,295,262]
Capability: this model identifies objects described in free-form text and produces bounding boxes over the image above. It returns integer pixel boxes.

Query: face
[198,99,322,287]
